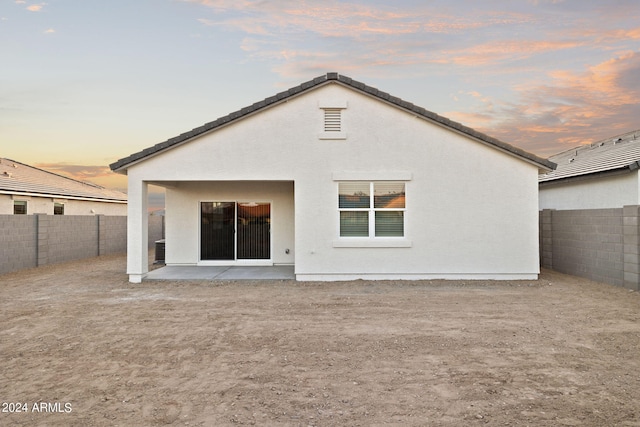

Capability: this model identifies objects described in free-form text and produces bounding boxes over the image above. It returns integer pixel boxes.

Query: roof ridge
[110,72,554,171]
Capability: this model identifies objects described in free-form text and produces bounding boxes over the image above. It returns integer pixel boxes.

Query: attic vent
[318,101,347,140]
[324,108,342,132]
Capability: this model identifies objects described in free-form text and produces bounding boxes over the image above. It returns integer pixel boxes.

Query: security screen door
[200,202,271,260]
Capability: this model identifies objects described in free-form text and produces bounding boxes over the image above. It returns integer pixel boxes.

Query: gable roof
[0,158,127,203]
[539,129,640,184]
[110,72,555,172]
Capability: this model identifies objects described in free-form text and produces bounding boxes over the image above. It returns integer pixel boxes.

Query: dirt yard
[1,254,640,426]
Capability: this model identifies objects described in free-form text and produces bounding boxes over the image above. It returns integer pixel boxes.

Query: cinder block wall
[47,216,99,265]
[100,216,128,255]
[0,214,163,275]
[0,215,37,274]
[540,206,639,290]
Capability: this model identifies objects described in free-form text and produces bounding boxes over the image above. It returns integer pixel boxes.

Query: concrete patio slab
[145,265,295,280]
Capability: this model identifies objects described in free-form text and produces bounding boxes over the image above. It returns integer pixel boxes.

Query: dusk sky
[2,0,639,194]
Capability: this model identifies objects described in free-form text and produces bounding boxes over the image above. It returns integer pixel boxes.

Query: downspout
[630,162,640,205]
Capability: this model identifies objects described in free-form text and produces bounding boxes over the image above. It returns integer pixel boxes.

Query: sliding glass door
[201,202,270,261]
[237,202,270,259]
[201,202,235,260]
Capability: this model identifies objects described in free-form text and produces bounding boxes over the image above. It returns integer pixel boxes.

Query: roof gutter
[0,190,127,203]
[539,166,636,187]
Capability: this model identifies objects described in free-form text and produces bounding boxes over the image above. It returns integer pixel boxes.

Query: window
[14,200,27,215]
[54,203,64,215]
[338,182,405,237]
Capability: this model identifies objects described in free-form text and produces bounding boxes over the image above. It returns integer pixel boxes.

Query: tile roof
[110,72,555,172]
[539,129,640,183]
[0,158,127,202]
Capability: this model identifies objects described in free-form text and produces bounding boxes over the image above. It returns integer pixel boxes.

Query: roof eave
[539,164,637,186]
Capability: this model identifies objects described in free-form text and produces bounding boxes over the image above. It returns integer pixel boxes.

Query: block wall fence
[0,214,164,275]
[539,205,640,290]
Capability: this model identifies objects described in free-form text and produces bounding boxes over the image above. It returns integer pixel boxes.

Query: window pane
[339,182,370,208]
[340,211,369,236]
[54,203,64,215]
[375,211,404,237]
[374,182,405,208]
[14,201,26,215]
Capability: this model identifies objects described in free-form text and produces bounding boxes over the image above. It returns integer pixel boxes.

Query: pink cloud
[442,39,581,66]
[452,52,640,156]
[185,0,531,40]
[181,0,638,156]
[35,163,128,192]
[35,163,116,180]
[26,3,45,12]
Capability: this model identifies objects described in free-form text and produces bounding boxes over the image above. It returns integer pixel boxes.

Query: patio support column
[127,178,148,283]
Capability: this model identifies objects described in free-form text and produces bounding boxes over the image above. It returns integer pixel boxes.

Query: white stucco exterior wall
[0,194,126,215]
[123,82,542,281]
[539,171,639,210]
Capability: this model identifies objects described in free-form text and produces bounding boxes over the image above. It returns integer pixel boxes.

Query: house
[0,158,127,215]
[110,73,554,283]
[539,129,640,210]
[538,129,640,289]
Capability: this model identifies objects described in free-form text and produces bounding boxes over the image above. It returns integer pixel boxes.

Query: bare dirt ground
[2,254,640,426]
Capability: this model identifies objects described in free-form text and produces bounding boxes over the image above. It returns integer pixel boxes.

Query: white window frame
[334,180,412,248]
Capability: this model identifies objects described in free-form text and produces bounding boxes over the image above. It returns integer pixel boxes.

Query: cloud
[43,28,55,34]
[181,0,638,79]
[26,3,46,12]
[34,163,131,192]
[181,0,577,82]
[185,0,534,41]
[182,0,639,155]
[35,163,117,182]
[450,51,640,156]
[528,0,566,4]
[440,39,581,66]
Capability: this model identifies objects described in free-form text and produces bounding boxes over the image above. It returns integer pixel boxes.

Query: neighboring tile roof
[110,72,555,172]
[0,158,127,202]
[539,129,640,183]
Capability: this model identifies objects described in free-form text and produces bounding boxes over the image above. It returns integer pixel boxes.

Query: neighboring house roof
[539,129,640,184]
[0,158,128,202]
[110,72,555,172]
